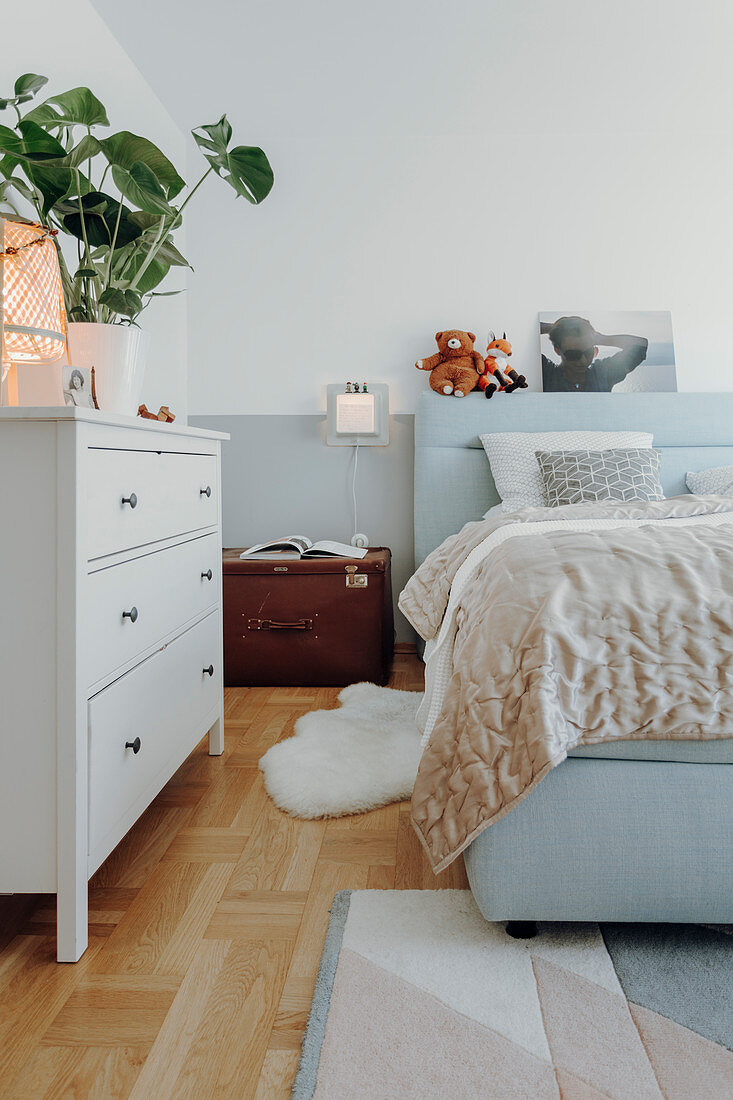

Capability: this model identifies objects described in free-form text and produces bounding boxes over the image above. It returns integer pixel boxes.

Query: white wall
[92,0,733,414]
[3,0,189,417]
[82,0,733,640]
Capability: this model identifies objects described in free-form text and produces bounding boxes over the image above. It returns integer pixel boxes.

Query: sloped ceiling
[90,0,733,141]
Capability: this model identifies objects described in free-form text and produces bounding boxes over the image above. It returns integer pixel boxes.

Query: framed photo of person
[62,366,96,409]
[539,311,677,393]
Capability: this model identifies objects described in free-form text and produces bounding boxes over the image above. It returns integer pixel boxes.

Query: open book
[239,536,367,560]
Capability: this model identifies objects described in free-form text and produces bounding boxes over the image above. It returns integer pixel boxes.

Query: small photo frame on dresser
[62,366,96,409]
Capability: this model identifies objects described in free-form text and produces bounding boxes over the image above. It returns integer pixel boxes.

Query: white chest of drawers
[0,407,228,961]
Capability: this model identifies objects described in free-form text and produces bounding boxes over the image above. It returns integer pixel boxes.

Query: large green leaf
[191,115,232,164]
[62,133,102,169]
[25,87,109,129]
[110,237,171,293]
[124,215,190,270]
[0,126,99,170]
[111,160,173,215]
[15,74,48,98]
[0,73,48,112]
[192,115,273,204]
[57,195,108,217]
[61,191,143,249]
[18,121,74,214]
[98,132,184,199]
[156,235,190,268]
[20,102,65,128]
[0,123,98,216]
[0,121,73,215]
[127,254,169,294]
[33,165,73,214]
[74,267,102,280]
[10,132,100,209]
[68,306,92,321]
[129,209,182,233]
[0,120,67,161]
[31,165,71,215]
[99,286,143,319]
[222,145,274,203]
[0,175,36,204]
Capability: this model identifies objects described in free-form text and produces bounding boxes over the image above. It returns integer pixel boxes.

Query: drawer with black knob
[87,609,220,872]
[85,532,219,688]
[86,446,218,559]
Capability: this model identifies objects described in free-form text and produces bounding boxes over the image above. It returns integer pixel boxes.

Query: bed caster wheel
[506,921,538,939]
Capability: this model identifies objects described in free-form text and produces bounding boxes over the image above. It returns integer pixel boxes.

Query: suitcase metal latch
[345,565,368,589]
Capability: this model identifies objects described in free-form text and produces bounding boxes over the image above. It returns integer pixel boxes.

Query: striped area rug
[293,890,732,1099]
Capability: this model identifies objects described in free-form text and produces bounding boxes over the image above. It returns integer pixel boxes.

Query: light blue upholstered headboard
[414,390,733,568]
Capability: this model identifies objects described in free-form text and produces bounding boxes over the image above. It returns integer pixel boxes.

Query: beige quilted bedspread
[399,496,733,872]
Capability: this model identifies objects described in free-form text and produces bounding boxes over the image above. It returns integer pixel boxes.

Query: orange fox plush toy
[415,330,486,397]
[478,331,528,398]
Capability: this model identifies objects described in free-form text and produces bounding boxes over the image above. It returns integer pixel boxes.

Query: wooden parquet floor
[0,652,468,1098]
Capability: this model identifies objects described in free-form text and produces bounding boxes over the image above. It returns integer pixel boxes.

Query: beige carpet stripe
[629,1002,733,1100]
[314,948,559,1100]
[554,1067,613,1099]
[531,956,662,1100]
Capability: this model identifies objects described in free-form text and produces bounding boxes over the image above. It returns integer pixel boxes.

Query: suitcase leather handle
[247,617,313,631]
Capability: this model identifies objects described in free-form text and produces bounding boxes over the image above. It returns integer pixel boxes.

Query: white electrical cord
[351,444,369,548]
[352,442,359,534]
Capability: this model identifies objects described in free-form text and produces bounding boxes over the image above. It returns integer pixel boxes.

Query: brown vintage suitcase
[222,548,394,687]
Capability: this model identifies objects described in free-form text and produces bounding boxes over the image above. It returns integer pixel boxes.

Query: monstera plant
[0,74,273,411]
[0,73,273,325]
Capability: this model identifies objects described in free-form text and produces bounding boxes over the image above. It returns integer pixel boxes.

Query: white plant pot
[67,323,150,415]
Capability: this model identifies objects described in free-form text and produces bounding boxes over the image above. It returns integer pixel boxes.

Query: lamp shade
[1,217,67,370]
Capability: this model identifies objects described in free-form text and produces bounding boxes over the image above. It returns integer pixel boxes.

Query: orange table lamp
[0,217,67,406]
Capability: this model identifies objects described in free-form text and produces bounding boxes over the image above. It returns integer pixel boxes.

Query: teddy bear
[415,330,486,397]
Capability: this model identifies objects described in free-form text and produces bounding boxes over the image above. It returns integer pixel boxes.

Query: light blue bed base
[413,389,733,922]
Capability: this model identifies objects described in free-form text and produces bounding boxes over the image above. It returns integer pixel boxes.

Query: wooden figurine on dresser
[0,407,228,961]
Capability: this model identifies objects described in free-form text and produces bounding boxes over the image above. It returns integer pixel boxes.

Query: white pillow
[482,503,505,519]
[480,430,654,513]
[686,464,733,495]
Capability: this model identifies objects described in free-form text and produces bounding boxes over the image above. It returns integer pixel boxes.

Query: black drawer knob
[122,606,139,623]
[201,569,213,581]
[125,737,141,754]
[122,492,138,509]
[200,485,212,498]
[203,664,214,677]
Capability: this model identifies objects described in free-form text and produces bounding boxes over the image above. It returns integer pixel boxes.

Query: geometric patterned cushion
[686,464,733,496]
[535,448,664,507]
[479,430,654,513]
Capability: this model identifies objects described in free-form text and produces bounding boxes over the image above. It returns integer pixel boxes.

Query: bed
[410,389,733,926]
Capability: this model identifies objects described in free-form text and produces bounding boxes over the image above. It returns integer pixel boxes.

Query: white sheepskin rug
[259,682,424,818]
